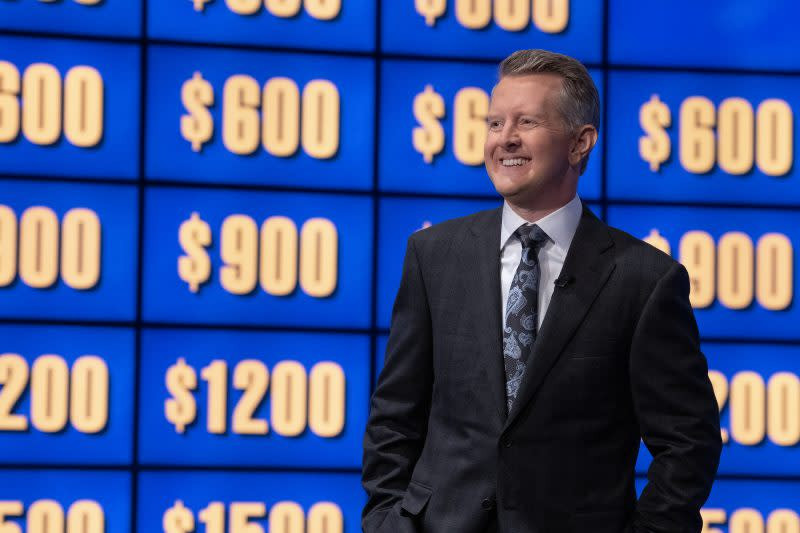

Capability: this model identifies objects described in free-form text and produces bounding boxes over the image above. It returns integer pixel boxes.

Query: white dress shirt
[500,195,583,331]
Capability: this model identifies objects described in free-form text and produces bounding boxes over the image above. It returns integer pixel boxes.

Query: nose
[499,122,520,149]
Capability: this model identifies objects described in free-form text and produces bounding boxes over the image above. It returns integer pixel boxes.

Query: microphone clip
[554,275,573,288]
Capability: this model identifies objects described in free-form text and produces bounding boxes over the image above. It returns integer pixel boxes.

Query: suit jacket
[362,202,722,533]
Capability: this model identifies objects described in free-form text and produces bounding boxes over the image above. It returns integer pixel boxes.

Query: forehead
[489,73,563,112]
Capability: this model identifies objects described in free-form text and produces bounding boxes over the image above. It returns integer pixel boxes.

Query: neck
[506,193,576,223]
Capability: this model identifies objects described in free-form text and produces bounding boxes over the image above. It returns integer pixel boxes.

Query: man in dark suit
[362,49,721,533]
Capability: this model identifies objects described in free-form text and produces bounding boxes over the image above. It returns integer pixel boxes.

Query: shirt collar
[500,194,583,254]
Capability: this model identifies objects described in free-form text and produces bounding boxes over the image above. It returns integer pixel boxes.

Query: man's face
[484,74,574,205]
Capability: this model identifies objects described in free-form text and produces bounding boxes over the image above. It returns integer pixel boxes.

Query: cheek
[529,136,569,165]
[484,136,496,158]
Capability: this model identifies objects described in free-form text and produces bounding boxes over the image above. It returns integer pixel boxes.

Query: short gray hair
[498,49,600,173]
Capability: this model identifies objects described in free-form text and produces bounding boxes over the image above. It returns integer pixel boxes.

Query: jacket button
[502,437,512,448]
[481,497,495,511]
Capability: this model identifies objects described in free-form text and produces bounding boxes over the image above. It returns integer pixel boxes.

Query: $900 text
[178,213,337,298]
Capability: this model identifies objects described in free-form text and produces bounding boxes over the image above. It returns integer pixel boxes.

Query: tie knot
[515,224,549,251]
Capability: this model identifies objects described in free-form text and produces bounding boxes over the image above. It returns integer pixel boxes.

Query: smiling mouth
[500,157,531,167]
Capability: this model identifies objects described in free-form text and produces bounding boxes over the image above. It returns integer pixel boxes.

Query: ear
[568,124,598,167]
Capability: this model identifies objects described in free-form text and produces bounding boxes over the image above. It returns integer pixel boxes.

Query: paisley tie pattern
[503,224,549,413]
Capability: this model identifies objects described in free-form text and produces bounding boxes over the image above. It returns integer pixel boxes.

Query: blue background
[145,45,375,189]
[382,0,602,62]
[149,0,375,51]
[379,60,603,199]
[138,328,370,467]
[142,186,373,327]
[636,342,800,477]
[1,0,799,529]
[0,325,134,465]
[610,0,800,71]
[607,205,800,340]
[0,470,131,532]
[635,478,800,522]
[138,471,365,533]
[0,180,138,321]
[607,71,800,204]
[0,0,142,37]
[0,36,140,180]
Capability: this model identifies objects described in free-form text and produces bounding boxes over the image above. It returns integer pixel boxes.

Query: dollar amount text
[164,500,342,533]
[702,507,800,533]
[709,369,800,447]
[191,0,339,18]
[0,353,108,434]
[643,229,792,311]
[165,358,345,437]
[181,72,339,158]
[29,0,101,4]
[639,95,793,176]
[0,206,101,290]
[0,500,104,533]
[0,62,104,148]
[413,84,488,165]
[178,212,337,297]
[415,0,568,32]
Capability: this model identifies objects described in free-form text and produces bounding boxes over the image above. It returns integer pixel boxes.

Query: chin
[490,174,534,196]
[493,183,528,201]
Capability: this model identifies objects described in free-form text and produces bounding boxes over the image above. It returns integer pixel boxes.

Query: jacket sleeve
[361,235,434,533]
[628,262,722,532]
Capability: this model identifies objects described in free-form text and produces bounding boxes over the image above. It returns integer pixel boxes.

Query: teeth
[501,158,529,167]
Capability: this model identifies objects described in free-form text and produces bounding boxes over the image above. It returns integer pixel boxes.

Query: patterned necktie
[503,224,550,413]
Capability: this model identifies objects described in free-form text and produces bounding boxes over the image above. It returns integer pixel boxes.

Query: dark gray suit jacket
[362,203,722,533]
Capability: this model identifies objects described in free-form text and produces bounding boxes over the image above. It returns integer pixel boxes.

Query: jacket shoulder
[406,206,499,272]
[409,206,499,246]
[606,224,681,282]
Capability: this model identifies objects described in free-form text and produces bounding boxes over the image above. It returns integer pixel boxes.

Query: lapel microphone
[554,274,573,288]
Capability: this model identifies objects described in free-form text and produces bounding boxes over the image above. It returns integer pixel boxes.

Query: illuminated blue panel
[610,0,800,71]
[138,471,364,533]
[635,478,800,525]
[379,60,602,200]
[142,187,372,327]
[0,326,133,465]
[0,36,140,180]
[607,205,799,340]
[145,45,374,189]
[382,0,602,62]
[0,180,137,321]
[0,470,130,532]
[148,0,374,51]
[0,0,141,37]
[377,196,500,329]
[139,328,369,468]
[637,343,800,476]
[607,71,800,204]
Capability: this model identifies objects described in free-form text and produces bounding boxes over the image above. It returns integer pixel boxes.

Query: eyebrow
[486,112,547,121]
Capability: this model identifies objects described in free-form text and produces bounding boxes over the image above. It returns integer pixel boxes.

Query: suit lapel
[467,206,508,421]
[504,204,616,430]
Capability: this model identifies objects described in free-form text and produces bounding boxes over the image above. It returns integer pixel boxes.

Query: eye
[487,119,502,130]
